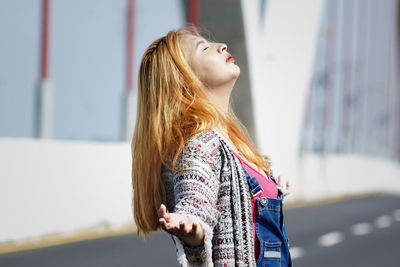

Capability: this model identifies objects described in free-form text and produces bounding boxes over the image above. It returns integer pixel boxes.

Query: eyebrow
[195,40,206,50]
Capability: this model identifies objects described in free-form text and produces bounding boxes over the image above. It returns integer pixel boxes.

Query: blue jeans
[242,167,293,266]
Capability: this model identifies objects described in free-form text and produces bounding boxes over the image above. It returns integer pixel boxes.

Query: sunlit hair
[131,25,272,237]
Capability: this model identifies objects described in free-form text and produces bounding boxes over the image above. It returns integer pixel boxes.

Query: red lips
[226,54,235,62]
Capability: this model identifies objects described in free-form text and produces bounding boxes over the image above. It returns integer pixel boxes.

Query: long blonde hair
[131,25,272,237]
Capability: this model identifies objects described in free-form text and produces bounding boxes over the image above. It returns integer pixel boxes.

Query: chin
[233,66,240,78]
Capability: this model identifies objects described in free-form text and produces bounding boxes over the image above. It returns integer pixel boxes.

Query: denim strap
[241,166,263,197]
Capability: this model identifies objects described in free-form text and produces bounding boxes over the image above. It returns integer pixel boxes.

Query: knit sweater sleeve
[163,133,222,267]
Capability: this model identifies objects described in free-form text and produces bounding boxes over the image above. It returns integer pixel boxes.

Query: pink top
[231,150,279,260]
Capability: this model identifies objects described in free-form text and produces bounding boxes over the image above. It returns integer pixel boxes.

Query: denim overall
[242,167,293,267]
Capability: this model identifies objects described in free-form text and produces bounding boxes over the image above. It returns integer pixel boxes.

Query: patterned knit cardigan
[161,128,259,266]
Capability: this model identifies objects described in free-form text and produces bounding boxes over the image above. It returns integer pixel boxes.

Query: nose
[218,43,227,53]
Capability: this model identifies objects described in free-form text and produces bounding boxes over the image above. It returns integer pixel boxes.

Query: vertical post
[188,0,200,26]
[396,0,400,161]
[122,0,136,141]
[361,0,371,154]
[353,0,365,153]
[38,0,53,139]
[323,0,336,153]
[341,0,353,153]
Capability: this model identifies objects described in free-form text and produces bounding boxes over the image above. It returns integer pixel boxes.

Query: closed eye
[203,47,209,51]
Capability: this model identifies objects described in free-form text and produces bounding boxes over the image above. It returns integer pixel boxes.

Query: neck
[208,81,235,117]
[214,124,243,158]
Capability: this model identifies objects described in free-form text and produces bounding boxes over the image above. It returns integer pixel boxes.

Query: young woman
[132,26,292,266]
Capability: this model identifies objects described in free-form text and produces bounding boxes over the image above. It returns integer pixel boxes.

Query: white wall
[297,153,400,201]
[0,139,132,242]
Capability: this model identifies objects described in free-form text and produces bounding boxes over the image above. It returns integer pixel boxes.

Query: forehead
[180,34,206,56]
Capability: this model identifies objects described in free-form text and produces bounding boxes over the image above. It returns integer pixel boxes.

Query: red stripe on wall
[125,0,135,94]
[40,0,50,80]
[188,0,200,26]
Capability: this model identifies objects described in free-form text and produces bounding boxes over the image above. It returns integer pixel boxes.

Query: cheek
[200,65,219,79]
[196,59,225,83]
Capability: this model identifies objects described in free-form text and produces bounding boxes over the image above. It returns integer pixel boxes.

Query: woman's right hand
[276,175,292,196]
[158,204,205,247]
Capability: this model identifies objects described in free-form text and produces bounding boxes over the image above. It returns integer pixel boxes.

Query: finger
[158,204,166,218]
[168,221,184,236]
[161,218,173,230]
[160,218,181,234]
[185,222,193,235]
[284,181,291,195]
[278,175,284,186]
[185,221,196,235]
[163,208,171,220]
[179,220,191,235]
[159,218,168,231]
[158,204,171,221]
[190,222,198,235]
[178,221,185,232]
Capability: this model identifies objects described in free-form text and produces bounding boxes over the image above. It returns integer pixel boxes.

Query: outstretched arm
[160,134,222,266]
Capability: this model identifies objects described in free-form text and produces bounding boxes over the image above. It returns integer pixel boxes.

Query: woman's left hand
[277,175,291,196]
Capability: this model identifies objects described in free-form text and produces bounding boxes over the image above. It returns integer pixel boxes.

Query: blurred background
[0,0,399,266]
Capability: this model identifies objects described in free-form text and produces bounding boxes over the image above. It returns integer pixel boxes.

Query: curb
[0,224,137,255]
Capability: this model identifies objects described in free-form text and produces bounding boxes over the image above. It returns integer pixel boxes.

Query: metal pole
[188,0,200,26]
[38,0,53,139]
[122,0,136,141]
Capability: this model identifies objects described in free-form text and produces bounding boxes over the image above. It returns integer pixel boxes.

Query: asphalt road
[1,193,399,267]
[285,193,400,267]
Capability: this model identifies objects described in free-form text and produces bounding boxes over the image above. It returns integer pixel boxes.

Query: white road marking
[374,215,392,228]
[318,232,344,247]
[292,208,400,256]
[393,209,400,221]
[350,222,372,235]
[289,246,305,259]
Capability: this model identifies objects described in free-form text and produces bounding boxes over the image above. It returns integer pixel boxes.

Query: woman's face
[180,34,240,89]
